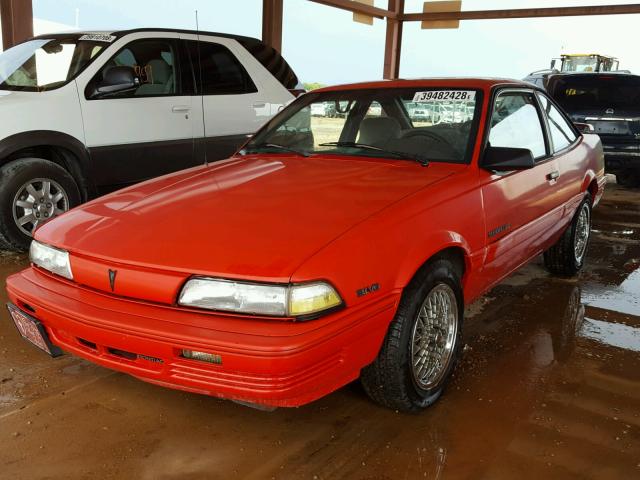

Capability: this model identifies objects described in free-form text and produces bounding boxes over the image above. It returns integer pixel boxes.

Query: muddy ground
[0,182,638,480]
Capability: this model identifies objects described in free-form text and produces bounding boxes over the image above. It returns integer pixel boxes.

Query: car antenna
[195,10,208,166]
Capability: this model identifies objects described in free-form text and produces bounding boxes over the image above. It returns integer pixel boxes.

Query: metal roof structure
[263,1,640,79]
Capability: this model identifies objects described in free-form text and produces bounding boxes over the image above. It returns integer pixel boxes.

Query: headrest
[358,117,401,146]
[146,58,171,84]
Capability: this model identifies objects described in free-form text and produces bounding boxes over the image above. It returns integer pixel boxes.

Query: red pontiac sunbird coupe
[6,79,605,411]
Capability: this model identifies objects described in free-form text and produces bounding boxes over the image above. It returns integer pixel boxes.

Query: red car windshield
[246,87,481,164]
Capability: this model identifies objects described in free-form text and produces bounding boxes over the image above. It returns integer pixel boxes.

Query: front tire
[0,158,80,251]
[361,258,463,412]
[544,193,592,276]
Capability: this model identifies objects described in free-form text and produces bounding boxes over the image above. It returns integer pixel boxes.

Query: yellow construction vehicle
[551,54,619,73]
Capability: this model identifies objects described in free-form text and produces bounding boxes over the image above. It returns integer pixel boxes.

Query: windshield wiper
[243,142,310,157]
[319,142,429,166]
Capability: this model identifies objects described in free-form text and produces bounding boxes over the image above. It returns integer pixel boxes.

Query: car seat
[135,58,174,95]
[357,117,401,147]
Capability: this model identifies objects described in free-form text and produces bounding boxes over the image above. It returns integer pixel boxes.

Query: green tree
[303,82,326,91]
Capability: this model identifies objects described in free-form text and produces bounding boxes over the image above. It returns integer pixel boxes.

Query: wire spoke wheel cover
[411,283,458,390]
[574,203,590,263]
[12,178,70,236]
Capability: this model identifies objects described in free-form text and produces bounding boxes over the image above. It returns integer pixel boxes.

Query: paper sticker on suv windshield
[79,34,116,43]
[413,90,475,102]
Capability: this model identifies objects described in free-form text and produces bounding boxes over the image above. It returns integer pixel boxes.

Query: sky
[30,0,640,85]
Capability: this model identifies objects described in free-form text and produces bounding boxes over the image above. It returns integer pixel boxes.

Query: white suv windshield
[0,37,107,91]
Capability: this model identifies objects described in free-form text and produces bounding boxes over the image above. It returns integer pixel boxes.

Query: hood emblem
[605,108,615,115]
[108,269,117,292]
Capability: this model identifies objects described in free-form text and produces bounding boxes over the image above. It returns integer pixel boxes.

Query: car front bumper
[6,267,399,407]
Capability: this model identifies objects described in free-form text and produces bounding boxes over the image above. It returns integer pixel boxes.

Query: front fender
[0,130,94,199]
[292,183,485,310]
[394,229,476,290]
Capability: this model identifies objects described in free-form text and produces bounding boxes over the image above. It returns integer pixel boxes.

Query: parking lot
[1,180,638,480]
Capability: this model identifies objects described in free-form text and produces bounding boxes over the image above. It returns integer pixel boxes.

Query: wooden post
[262,0,283,52]
[0,0,33,50]
[383,0,404,79]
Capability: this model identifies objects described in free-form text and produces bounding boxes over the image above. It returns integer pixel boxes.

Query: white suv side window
[94,39,177,97]
[184,40,257,96]
[538,93,577,152]
[489,91,547,159]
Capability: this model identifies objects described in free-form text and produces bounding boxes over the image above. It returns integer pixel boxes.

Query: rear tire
[0,158,80,251]
[361,258,463,412]
[543,193,592,276]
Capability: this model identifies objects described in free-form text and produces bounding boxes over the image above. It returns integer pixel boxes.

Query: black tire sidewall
[0,158,80,250]
[398,260,464,408]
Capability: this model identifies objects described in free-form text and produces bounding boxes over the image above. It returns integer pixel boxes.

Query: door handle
[252,102,267,109]
[547,170,560,181]
[172,105,190,113]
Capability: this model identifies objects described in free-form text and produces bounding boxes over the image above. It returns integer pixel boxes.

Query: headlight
[178,278,288,316]
[29,240,73,280]
[178,278,342,318]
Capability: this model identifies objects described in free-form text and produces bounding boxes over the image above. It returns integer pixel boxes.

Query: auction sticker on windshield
[79,34,116,42]
[413,90,476,102]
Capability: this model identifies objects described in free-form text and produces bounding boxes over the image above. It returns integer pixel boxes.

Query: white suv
[0,28,301,250]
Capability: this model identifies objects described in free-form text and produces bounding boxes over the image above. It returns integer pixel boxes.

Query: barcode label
[79,34,116,43]
[413,90,476,102]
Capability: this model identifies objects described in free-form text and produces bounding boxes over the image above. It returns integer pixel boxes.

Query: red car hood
[36,155,457,282]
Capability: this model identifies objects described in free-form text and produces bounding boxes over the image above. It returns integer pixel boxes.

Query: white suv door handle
[172,105,190,113]
[253,102,267,108]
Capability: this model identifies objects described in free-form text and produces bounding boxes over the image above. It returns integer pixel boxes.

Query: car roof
[33,28,260,44]
[315,78,530,93]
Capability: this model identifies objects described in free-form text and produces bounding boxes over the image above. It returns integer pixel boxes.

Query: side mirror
[550,59,557,70]
[88,66,139,98]
[574,122,595,134]
[482,146,535,171]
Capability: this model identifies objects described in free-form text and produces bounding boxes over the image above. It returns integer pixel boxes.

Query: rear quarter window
[537,93,577,152]
[236,38,299,89]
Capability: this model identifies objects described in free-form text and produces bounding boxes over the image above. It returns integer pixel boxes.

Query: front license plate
[6,303,63,357]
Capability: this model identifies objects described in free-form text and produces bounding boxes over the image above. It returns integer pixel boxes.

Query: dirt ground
[0,181,639,480]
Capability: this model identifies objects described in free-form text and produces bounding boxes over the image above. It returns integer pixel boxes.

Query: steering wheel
[403,129,450,145]
[402,129,458,158]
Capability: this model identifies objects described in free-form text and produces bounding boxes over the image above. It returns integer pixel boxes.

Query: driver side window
[93,39,178,98]
[489,91,547,159]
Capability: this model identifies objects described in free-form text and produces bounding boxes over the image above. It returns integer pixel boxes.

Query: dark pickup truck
[546,72,640,187]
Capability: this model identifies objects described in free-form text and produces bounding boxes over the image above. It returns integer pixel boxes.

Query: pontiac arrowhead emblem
[108,269,117,292]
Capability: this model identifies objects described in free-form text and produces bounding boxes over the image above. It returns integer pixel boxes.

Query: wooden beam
[353,0,374,25]
[402,3,640,22]
[0,0,33,49]
[383,0,403,79]
[262,0,283,52]
[309,0,396,20]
